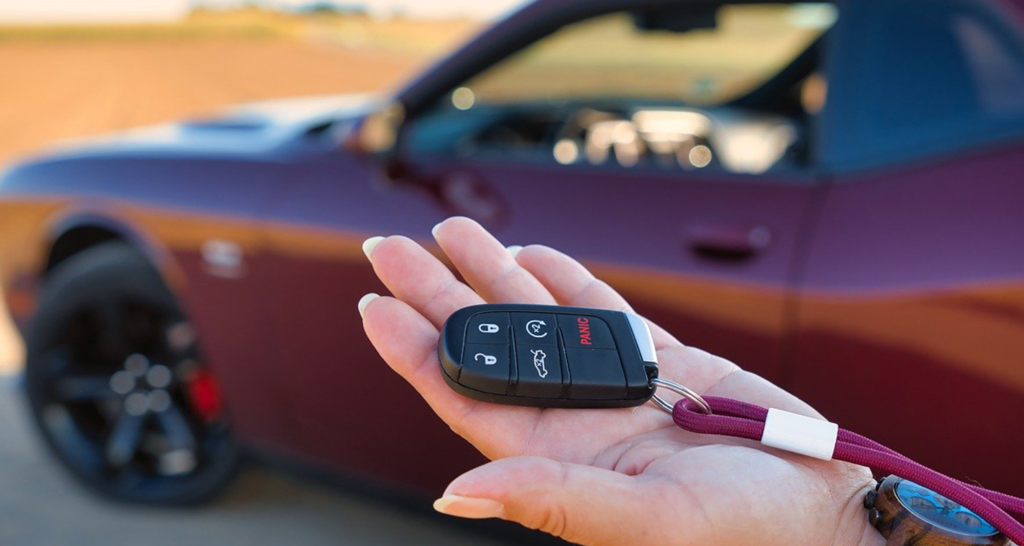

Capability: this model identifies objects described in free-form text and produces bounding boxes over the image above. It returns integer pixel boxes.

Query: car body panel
[255,145,818,489]
[0,150,313,451]
[2,0,1024,500]
[794,144,1024,492]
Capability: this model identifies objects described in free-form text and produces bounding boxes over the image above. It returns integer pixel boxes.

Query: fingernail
[433,495,505,519]
[362,236,385,261]
[506,245,523,258]
[357,293,379,318]
[431,221,444,240]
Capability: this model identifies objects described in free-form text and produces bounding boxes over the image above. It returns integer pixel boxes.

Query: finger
[511,243,708,418]
[514,244,681,349]
[360,294,473,420]
[434,457,662,546]
[432,217,557,305]
[360,294,540,458]
[366,235,483,328]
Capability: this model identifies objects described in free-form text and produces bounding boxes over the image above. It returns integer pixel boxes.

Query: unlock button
[466,312,510,344]
[460,343,510,395]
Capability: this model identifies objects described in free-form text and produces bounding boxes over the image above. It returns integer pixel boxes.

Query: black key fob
[438,304,658,408]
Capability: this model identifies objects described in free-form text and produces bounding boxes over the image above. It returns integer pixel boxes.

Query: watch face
[895,480,999,537]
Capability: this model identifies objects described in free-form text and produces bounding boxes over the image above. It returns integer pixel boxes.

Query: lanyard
[670,395,1024,544]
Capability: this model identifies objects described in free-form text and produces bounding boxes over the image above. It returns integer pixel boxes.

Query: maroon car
[1,0,1023,506]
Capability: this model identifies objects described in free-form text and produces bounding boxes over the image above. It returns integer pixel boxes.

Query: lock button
[460,343,511,394]
[466,312,510,345]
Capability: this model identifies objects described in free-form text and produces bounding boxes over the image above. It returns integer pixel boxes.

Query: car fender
[46,205,188,291]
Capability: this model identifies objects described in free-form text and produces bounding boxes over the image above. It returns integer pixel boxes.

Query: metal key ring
[650,378,712,415]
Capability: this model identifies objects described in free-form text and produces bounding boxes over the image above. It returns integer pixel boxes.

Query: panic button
[557,315,615,349]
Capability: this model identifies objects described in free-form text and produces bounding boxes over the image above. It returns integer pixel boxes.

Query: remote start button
[511,313,558,346]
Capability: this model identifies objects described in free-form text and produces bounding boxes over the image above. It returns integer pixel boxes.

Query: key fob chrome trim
[625,312,657,365]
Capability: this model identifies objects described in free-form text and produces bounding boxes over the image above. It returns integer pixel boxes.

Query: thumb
[433,456,652,545]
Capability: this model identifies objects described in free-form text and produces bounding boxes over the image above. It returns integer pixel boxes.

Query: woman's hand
[359,217,880,546]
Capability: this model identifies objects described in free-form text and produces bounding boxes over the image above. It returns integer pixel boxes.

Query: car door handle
[685,223,772,261]
[437,169,505,223]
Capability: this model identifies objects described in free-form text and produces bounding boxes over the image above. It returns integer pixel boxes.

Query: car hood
[35,93,379,160]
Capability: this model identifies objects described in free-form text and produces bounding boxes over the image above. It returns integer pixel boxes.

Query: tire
[24,243,241,506]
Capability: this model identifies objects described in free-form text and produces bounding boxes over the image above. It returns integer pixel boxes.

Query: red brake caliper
[185,369,224,422]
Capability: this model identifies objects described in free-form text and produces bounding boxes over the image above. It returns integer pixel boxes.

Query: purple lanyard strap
[673,396,1024,544]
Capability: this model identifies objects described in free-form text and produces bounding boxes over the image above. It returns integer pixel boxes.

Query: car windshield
[457,3,837,107]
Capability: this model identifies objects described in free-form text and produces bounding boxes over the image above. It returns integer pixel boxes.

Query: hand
[359,217,880,546]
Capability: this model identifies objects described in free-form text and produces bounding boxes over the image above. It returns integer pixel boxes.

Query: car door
[261,1,840,491]
[259,148,486,492]
[792,0,1024,495]
[399,2,842,384]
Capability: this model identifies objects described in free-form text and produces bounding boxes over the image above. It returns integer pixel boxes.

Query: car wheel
[24,242,240,505]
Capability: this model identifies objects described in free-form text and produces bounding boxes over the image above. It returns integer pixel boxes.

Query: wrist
[834,479,885,546]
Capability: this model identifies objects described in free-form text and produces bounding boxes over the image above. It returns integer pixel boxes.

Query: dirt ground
[0,17,478,375]
[0,39,429,166]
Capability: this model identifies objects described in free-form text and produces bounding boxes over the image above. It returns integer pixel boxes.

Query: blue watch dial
[895,480,999,537]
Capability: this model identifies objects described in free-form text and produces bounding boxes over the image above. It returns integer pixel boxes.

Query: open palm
[360,217,877,546]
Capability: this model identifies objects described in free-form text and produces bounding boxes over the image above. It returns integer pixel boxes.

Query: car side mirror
[345,101,406,161]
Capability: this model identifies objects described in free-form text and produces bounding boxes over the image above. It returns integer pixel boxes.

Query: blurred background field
[0,6,486,375]
[0,8,481,166]
[0,4,521,544]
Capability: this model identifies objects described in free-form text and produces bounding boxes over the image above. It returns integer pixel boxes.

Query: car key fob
[438,304,658,408]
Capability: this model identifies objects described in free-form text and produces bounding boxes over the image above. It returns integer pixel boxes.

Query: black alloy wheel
[24,243,240,505]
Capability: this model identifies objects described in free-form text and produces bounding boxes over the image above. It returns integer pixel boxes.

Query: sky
[0,0,527,24]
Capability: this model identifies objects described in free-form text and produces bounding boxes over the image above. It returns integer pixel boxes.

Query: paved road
[0,376,510,546]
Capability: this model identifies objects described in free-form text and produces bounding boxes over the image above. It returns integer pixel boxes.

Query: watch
[864,475,1008,546]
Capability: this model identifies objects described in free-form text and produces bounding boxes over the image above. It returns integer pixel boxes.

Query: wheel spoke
[42,404,105,473]
[155,404,197,452]
[106,412,146,467]
[54,375,117,402]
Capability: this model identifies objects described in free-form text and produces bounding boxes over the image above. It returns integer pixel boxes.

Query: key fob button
[466,312,510,345]
[511,314,558,346]
[439,304,655,408]
[565,348,626,399]
[557,315,615,349]
[461,343,511,395]
[515,344,562,398]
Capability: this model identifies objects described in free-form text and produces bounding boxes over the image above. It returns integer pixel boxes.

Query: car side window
[833,0,1024,169]
[404,3,839,175]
